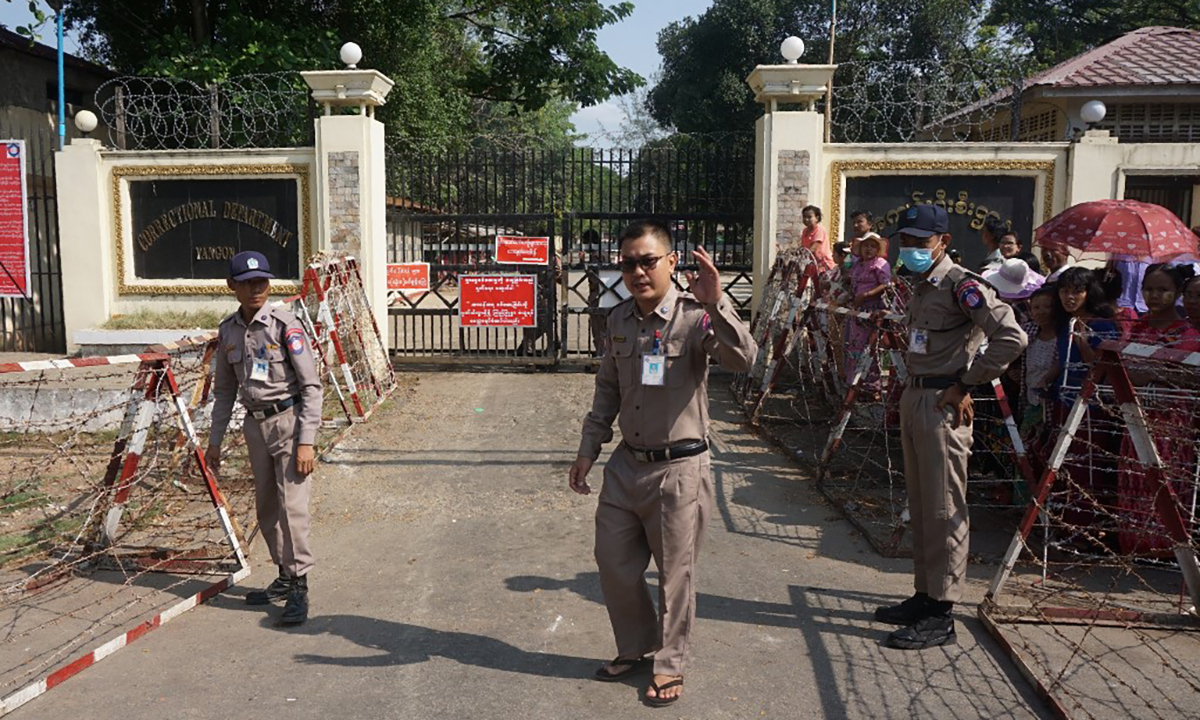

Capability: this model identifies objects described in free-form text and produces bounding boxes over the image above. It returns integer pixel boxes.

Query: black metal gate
[0,116,64,353]
[386,138,754,365]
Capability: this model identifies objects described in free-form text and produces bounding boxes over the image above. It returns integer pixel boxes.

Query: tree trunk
[188,0,209,45]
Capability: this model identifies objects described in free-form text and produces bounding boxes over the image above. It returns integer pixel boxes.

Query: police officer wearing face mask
[876,205,1027,649]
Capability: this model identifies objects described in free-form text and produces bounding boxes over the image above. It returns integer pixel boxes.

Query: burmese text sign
[459,275,537,327]
[387,263,430,301]
[0,141,30,298]
[495,236,550,265]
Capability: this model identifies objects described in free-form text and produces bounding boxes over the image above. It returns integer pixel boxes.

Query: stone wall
[774,149,810,248]
[328,150,361,254]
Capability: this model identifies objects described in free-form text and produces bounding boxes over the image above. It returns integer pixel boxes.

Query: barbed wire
[94,72,314,151]
[830,59,1050,144]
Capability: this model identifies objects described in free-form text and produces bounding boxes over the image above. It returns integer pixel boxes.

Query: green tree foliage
[649,0,989,135]
[984,0,1200,69]
[53,0,642,144]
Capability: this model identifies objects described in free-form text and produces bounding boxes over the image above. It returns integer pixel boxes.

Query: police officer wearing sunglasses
[877,205,1026,649]
[568,220,756,706]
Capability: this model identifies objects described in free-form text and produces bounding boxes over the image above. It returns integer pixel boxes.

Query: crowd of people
[794,204,1200,554]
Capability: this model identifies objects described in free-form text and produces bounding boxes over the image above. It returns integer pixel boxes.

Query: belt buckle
[251,409,267,421]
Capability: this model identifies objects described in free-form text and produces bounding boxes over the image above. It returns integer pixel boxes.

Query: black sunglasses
[618,253,671,273]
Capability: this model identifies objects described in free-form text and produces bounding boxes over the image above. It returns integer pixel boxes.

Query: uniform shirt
[210,305,323,447]
[904,254,1028,387]
[578,288,757,460]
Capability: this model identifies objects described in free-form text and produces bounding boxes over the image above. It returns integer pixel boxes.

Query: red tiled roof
[1028,26,1200,88]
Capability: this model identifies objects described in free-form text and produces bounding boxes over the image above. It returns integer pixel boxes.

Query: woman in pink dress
[844,235,891,392]
[800,205,835,273]
[1117,264,1200,555]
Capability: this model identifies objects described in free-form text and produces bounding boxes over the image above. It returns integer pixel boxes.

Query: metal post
[57,11,65,150]
[824,0,836,143]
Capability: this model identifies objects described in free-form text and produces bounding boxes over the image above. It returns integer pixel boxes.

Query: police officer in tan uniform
[206,251,323,625]
[875,205,1027,649]
[568,220,757,706]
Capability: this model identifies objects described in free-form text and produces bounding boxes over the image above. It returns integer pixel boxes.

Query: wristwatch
[954,380,976,395]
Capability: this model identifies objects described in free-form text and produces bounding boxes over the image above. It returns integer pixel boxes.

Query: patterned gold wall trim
[111,163,312,296]
[828,159,1057,241]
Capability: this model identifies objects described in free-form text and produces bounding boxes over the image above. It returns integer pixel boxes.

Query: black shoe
[886,615,956,650]
[873,592,932,625]
[246,568,292,605]
[280,575,308,625]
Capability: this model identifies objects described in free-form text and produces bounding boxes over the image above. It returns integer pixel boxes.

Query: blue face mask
[900,247,935,273]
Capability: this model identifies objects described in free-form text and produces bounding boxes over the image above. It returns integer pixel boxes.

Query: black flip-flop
[593,656,649,682]
[645,677,683,706]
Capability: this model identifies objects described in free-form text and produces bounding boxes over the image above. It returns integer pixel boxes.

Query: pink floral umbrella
[1034,199,1198,261]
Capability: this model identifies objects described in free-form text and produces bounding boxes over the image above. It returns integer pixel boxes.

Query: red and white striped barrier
[1098,338,1200,368]
[0,565,251,717]
[0,352,169,375]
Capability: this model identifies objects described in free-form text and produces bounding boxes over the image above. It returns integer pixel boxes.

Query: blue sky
[569,1,715,142]
[0,0,714,142]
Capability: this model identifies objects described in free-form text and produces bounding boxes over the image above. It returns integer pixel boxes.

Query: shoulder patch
[956,281,985,310]
[285,328,307,355]
[700,312,712,332]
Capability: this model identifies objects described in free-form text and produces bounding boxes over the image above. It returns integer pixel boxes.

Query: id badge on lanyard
[250,347,270,382]
[641,330,666,386]
[909,328,930,355]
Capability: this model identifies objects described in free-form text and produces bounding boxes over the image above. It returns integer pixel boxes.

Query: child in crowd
[844,235,891,392]
[849,209,886,262]
[1185,271,1200,332]
[1019,288,1060,444]
[1116,264,1200,555]
[1052,267,1122,541]
[828,241,853,306]
[800,205,836,273]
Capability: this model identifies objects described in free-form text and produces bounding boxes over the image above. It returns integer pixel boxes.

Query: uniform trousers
[594,443,713,676]
[899,387,972,603]
[243,406,314,577]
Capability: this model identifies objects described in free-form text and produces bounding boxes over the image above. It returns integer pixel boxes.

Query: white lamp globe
[1080,100,1107,125]
[780,36,805,64]
[340,42,363,69]
[74,109,98,133]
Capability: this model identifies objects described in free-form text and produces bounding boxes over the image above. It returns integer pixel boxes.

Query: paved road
[21,371,1048,719]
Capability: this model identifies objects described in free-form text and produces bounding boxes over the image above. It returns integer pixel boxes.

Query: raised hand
[685,247,723,305]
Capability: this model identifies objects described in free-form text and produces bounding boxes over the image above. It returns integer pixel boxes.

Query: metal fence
[0,115,64,353]
[385,136,755,363]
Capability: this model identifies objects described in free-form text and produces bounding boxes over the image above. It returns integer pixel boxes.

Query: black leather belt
[248,396,299,421]
[908,376,958,389]
[624,439,709,463]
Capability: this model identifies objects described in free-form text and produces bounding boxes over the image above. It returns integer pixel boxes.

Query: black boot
[886,613,957,650]
[280,574,309,625]
[246,567,292,606]
[873,592,932,625]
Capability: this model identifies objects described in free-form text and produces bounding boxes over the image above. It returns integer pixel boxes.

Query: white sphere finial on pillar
[74,109,98,135]
[340,42,363,69]
[1080,99,1107,125]
[780,36,805,64]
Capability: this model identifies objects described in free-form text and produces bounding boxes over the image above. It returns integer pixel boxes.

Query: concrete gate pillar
[301,65,395,336]
[745,57,836,313]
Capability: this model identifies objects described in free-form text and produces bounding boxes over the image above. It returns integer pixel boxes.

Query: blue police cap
[891,204,950,238]
[229,251,274,281]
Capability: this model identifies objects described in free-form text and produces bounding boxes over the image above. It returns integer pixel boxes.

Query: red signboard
[495,235,550,265]
[459,275,537,327]
[0,141,29,298]
[387,263,431,294]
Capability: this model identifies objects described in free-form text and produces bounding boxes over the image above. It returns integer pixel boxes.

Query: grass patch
[101,308,226,330]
